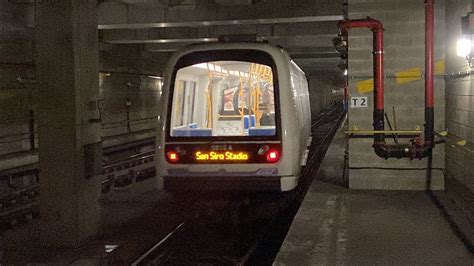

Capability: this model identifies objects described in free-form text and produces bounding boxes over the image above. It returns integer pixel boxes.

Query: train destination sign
[195,151,249,161]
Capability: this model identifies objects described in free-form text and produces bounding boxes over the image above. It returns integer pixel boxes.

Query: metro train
[156,41,311,192]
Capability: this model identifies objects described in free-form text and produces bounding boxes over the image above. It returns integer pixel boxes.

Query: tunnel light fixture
[105,244,119,253]
[147,75,163,79]
[343,69,348,76]
[456,37,471,57]
[458,13,474,67]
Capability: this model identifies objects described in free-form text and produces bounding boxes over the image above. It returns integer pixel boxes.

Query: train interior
[170,61,276,137]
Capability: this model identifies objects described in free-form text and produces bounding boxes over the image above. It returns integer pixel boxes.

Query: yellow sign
[395,67,422,84]
[435,60,445,75]
[356,78,374,94]
[196,151,248,161]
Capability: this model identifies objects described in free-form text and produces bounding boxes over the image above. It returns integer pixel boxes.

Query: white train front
[156,41,311,192]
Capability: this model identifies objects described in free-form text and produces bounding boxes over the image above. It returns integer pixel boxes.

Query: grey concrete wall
[0,1,37,156]
[0,2,162,156]
[347,0,446,190]
[36,0,103,247]
[445,0,474,244]
[98,0,342,25]
[100,73,162,137]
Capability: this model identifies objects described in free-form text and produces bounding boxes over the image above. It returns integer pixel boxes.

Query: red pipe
[339,18,392,157]
[374,29,384,110]
[338,0,435,159]
[424,0,435,150]
[425,0,434,109]
[338,19,383,32]
[338,19,384,110]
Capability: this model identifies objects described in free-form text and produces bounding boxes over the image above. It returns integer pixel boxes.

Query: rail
[129,103,346,264]
[131,222,186,266]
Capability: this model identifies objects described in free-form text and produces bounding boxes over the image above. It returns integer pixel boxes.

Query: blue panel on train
[173,128,212,136]
[248,128,275,136]
[244,115,256,129]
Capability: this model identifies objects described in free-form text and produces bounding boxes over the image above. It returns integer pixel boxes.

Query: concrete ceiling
[2,0,347,86]
[98,0,347,86]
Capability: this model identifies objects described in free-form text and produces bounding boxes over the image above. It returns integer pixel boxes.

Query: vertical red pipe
[424,0,435,149]
[425,0,434,108]
[338,18,386,145]
[373,28,385,143]
[337,19,385,112]
[374,30,384,110]
[338,0,435,159]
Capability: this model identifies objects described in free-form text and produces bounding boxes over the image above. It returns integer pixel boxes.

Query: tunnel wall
[445,0,474,244]
[307,75,342,116]
[347,0,446,190]
[0,1,37,156]
[0,1,162,157]
[99,73,161,138]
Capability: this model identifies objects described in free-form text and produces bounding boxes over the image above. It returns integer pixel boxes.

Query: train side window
[171,79,197,128]
[290,73,303,125]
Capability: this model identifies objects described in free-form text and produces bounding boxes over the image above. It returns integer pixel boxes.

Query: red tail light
[166,151,179,163]
[266,149,280,163]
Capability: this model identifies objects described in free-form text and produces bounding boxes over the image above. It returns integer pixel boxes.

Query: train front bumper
[163,175,297,192]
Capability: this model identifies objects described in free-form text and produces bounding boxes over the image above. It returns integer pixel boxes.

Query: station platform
[275,127,473,265]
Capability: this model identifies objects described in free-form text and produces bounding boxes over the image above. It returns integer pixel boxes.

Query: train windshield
[169,60,276,137]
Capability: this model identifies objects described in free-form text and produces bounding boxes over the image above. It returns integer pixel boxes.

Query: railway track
[0,102,344,265]
[248,103,346,264]
[131,222,186,266]
[129,103,345,265]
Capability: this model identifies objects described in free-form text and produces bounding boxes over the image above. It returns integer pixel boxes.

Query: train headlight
[166,151,179,163]
[266,149,280,163]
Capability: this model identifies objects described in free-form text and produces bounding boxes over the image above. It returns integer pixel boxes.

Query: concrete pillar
[36,0,102,247]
